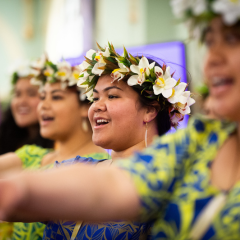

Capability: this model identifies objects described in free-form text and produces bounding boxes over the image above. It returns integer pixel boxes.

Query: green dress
[11,145,108,240]
[116,116,240,239]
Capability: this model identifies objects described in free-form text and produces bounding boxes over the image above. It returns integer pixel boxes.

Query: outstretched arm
[0,163,140,222]
[0,153,22,178]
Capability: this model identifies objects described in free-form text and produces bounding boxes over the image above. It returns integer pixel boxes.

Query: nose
[39,96,50,110]
[17,93,29,105]
[205,42,226,70]
[92,98,106,112]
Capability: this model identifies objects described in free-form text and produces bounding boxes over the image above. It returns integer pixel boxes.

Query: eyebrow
[93,86,123,93]
[51,89,65,94]
[40,89,65,95]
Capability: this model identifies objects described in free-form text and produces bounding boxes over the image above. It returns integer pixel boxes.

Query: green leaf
[92,53,96,61]
[96,42,105,51]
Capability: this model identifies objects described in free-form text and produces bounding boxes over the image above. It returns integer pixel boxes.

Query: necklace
[189,134,240,239]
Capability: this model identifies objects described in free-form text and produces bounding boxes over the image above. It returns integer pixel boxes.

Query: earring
[145,122,148,148]
[82,118,89,132]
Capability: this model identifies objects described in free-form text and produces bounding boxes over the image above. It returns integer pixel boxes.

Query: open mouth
[212,77,233,87]
[96,119,110,126]
[42,115,54,121]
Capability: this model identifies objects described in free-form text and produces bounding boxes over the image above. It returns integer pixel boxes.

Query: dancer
[0,60,53,155]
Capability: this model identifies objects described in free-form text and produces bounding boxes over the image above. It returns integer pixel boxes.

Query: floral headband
[10,59,34,85]
[170,0,240,38]
[30,54,86,101]
[77,42,195,127]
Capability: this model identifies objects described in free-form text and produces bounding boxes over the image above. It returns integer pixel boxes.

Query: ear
[79,103,90,118]
[144,106,158,123]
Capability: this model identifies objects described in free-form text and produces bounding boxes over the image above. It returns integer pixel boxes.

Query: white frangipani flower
[86,88,94,101]
[31,54,47,76]
[175,92,195,115]
[77,73,94,88]
[68,66,81,86]
[153,66,177,98]
[91,47,111,76]
[9,59,32,78]
[43,66,54,82]
[55,61,71,81]
[212,0,240,25]
[128,57,155,86]
[168,82,188,104]
[30,77,43,87]
[170,112,184,126]
[110,61,129,82]
[171,0,207,18]
[78,88,87,101]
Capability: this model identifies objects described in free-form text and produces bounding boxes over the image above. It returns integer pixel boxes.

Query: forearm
[0,164,140,222]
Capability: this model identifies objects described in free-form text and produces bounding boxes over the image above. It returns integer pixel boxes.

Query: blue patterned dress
[12,146,108,240]
[116,116,240,240]
[43,155,150,240]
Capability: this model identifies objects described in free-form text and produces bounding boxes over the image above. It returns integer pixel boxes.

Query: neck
[111,123,158,161]
[54,128,93,162]
[27,124,39,140]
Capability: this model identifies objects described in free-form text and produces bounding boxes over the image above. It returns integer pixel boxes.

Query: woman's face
[204,18,240,121]
[11,78,40,128]
[38,82,84,140]
[88,75,147,151]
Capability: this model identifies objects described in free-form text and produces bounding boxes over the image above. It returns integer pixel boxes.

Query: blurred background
[0,0,205,109]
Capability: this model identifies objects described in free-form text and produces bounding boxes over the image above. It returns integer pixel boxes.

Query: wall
[0,0,48,100]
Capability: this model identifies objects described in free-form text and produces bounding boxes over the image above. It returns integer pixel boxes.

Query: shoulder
[83,151,109,161]
[15,145,52,169]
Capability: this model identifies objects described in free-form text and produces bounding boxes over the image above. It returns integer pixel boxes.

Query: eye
[92,97,99,102]
[108,95,118,99]
[39,95,45,100]
[52,95,63,100]
[204,36,214,48]
[27,91,38,97]
[224,32,239,45]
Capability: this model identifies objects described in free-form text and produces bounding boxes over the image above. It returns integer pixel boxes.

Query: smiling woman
[0,60,53,154]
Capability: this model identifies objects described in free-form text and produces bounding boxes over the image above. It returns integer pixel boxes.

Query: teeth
[18,107,30,114]
[96,119,109,123]
[212,77,232,86]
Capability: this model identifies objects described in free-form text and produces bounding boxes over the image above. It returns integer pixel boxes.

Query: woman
[0,42,197,240]
[0,56,108,240]
[42,45,190,239]
[0,60,53,155]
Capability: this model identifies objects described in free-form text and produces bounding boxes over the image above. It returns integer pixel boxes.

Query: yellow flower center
[73,72,79,79]
[169,88,175,98]
[57,71,66,77]
[43,70,51,77]
[95,56,101,60]
[112,68,121,73]
[177,102,185,108]
[156,77,165,87]
[140,68,145,74]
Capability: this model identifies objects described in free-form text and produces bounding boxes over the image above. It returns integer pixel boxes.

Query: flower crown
[30,54,86,101]
[171,0,240,38]
[10,60,34,85]
[77,42,195,127]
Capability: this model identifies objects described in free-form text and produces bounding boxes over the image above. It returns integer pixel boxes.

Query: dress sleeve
[15,145,50,169]
[115,125,193,222]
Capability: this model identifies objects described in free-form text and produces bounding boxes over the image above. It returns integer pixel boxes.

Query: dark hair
[129,57,171,136]
[0,107,54,155]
